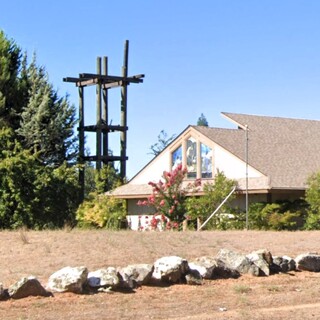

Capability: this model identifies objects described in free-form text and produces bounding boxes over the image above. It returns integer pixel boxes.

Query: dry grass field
[1,229,320,319]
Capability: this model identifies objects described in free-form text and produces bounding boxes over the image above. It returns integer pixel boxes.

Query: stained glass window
[187,137,197,178]
[172,145,182,169]
[201,143,212,178]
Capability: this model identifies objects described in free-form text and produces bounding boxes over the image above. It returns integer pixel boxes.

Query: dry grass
[1,229,320,319]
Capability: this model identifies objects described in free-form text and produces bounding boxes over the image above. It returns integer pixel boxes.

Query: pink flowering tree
[138,164,201,230]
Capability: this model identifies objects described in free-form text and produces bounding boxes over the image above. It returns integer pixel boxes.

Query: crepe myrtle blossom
[138,164,201,230]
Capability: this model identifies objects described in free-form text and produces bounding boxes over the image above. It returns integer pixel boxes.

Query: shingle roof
[195,112,320,189]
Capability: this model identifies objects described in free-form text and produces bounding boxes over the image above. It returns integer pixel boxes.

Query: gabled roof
[113,112,320,199]
[216,112,320,188]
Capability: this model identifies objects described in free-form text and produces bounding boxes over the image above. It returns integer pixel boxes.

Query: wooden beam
[81,124,128,132]
[80,73,144,83]
[83,155,128,162]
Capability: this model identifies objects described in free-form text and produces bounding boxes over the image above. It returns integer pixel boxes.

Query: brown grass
[1,229,320,319]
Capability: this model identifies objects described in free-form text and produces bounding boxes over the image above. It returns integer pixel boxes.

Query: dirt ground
[1,229,320,319]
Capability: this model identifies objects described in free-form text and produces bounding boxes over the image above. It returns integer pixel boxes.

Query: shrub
[76,192,126,229]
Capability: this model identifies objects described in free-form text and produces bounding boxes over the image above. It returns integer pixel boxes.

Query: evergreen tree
[17,55,77,165]
[197,113,209,126]
[0,31,23,130]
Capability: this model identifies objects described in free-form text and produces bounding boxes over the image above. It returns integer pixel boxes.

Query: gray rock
[8,276,50,299]
[47,266,88,294]
[87,267,119,289]
[216,249,262,276]
[0,283,8,300]
[118,264,154,289]
[247,249,273,276]
[189,256,217,279]
[295,253,320,272]
[272,256,296,273]
[153,256,189,283]
[189,256,240,279]
[185,269,203,285]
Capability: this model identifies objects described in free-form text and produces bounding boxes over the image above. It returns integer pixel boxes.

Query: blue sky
[1,0,320,178]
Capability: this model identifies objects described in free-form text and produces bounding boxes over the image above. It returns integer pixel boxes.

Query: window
[172,145,182,169]
[187,137,197,178]
[201,143,212,178]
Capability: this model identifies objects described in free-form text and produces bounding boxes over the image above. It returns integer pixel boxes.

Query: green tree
[0,129,79,229]
[305,172,320,229]
[17,55,77,165]
[149,130,176,156]
[0,31,24,130]
[186,171,236,229]
[0,31,79,229]
[197,113,209,126]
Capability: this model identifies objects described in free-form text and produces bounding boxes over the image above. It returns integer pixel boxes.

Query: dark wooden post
[102,56,108,165]
[96,57,102,170]
[78,86,85,202]
[120,40,129,180]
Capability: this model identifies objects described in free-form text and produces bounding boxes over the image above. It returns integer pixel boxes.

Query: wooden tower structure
[64,40,144,201]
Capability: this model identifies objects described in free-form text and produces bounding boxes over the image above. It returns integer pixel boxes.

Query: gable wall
[214,144,263,179]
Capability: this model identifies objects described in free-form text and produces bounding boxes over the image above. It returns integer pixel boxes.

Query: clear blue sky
[1,0,320,178]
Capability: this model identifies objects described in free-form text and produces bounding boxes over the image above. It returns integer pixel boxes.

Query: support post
[78,86,85,202]
[120,40,129,180]
[245,125,249,230]
[96,57,102,170]
[102,56,108,164]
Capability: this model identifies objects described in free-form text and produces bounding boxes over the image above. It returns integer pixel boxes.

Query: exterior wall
[130,151,170,184]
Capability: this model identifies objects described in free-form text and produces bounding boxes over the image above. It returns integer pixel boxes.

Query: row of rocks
[1,249,319,300]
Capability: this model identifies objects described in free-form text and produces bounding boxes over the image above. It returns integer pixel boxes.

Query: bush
[305,172,320,229]
[76,193,126,229]
[248,200,307,230]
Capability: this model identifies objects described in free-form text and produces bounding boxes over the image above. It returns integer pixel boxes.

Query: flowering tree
[138,164,200,230]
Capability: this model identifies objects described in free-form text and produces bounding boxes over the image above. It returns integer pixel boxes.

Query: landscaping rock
[189,256,240,279]
[0,283,8,300]
[8,276,50,299]
[87,267,119,289]
[295,253,320,272]
[118,264,154,289]
[47,266,88,293]
[185,269,203,285]
[189,256,217,279]
[216,249,261,276]
[247,249,273,276]
[272,256,296,273]
[152,256,189,283]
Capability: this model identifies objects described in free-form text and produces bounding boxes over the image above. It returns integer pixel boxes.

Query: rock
[189,256,217,279]
[153,256,189,283]
[185,269,203,285]
[8,276,50,299]
[272,256,296,273]
[0,283,8,300]
[47,266,88,294]
[118,264,154,289]
[189,256,240,279]
[247,249,273,276]
[216,249,261,276]
[87,267,119,289]
[295,253,320,272]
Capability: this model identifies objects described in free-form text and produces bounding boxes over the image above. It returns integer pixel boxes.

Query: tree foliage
[305,172,320,229]
[149,130,176,156]
[185,171,236,229]
[0,30,79,229]
[138,164,201,230]
[197,113,209,126]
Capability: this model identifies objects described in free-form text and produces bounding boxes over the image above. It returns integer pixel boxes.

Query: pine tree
[0,31,23,130]
[17,55,77,165]
[197,113,209,126]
